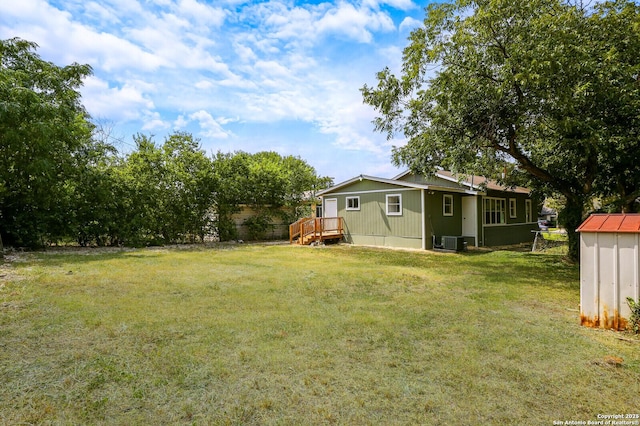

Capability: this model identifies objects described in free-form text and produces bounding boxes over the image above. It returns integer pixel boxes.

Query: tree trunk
[561,195,584,262]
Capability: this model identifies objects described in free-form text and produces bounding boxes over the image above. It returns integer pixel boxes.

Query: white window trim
[484,197,506,225]
[443,194,454,217]
[386,194,403,216]
[509,198,517,218]
[346,196,360,211]
[525,199,532,223]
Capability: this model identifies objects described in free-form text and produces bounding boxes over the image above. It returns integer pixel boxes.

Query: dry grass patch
[1,244,638,424]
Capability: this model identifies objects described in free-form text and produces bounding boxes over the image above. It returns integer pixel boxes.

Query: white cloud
[0,0,53,20]
[2,0,429,182]
[83,2,122,25]
[399,16,422,32]
[125,24,229,72]
[95,0,145,16]
[189,110,233,139]
[141,111,170,131]
[316,103,387,154]
[240,0,396,47]
[0,0,167,72]
[316,3,395,43]
[81,76,155,122]
[261,4,319,42]
[255,60,294,78]
[195,80,215,90]
[79,32,168,72]
[234,43,258,63]
[177,0,226,27]
[364,0,416,11]
[173,115,189,129]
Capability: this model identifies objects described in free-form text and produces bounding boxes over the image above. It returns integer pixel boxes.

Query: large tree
[0,38,94,247]
[361,0,640,260]
[160,132,216,242]
[211,151,332,241]
[113,132,216,246]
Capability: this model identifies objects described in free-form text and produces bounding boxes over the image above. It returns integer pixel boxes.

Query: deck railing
[290,217,344,244]
[289,216,311,244]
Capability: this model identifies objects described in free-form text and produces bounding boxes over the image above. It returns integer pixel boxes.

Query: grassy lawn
[1,244,639,425]
[540,229,569,241]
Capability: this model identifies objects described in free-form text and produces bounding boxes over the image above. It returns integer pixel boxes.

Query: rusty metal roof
[577,214,640,233]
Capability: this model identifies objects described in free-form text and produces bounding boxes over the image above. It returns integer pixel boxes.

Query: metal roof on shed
[577,214,640,233]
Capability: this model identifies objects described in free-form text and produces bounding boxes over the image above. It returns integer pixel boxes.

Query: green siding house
[316,170,538,250]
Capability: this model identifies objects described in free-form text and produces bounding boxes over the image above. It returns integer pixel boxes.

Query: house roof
[316,173,479,197]
[392,170,530,194]
[577,214,640,233]
[433,170,531,194]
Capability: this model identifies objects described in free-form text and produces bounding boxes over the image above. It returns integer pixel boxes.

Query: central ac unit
[442,236,465,251]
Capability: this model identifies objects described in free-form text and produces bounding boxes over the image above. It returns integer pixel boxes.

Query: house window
[346,196,360,211]
[525,199,532,223]
[509,199,517,218]
[484,197,506,225]
[443,194,454,216]
[386,194,402,216]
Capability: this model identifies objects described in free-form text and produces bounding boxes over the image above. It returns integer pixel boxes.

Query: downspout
[480,194,484,247]
[471,176,479,247]
[421,189,426,250]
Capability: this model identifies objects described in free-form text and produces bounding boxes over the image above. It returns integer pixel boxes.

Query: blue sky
[1,0,431,183]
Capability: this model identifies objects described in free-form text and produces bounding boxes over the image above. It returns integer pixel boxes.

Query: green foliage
[112,132,216,246]
[362,0,640,260]
[628,297,640,334]
[0,38,94,247]
[69,139,121,246]
[212,150,331,241]
[0,38,328,248]
[211,151,249,241]
[243,214,274,240]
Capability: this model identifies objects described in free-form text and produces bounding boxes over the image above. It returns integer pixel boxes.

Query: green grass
[1,244,639,425]
[540,229,569,241]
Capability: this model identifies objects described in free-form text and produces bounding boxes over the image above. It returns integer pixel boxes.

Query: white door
[324,198,338,217]
[462,196,478,246]
[324,198,338,231]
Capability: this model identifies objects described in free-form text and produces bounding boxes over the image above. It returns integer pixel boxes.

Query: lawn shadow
[337,244,579,292]
[460,249,579,291]
[1,241,262,269]
[2,246,158,268]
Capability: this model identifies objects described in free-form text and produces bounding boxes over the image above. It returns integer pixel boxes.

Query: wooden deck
[289,217,344,245]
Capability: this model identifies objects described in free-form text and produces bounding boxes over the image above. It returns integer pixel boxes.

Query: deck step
[299,232,343,245]
[289,217,344,245]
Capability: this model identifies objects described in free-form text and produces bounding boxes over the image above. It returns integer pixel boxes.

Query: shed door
[462,196,477,245]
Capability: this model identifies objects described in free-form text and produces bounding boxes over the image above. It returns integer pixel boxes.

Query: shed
[577,214,640,330]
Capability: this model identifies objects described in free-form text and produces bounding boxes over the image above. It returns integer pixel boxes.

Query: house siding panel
[425,192,463,239]
[338,189,423,248]
[481,191,538,246]
[316,171,538,250]
[484,223,537,246]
